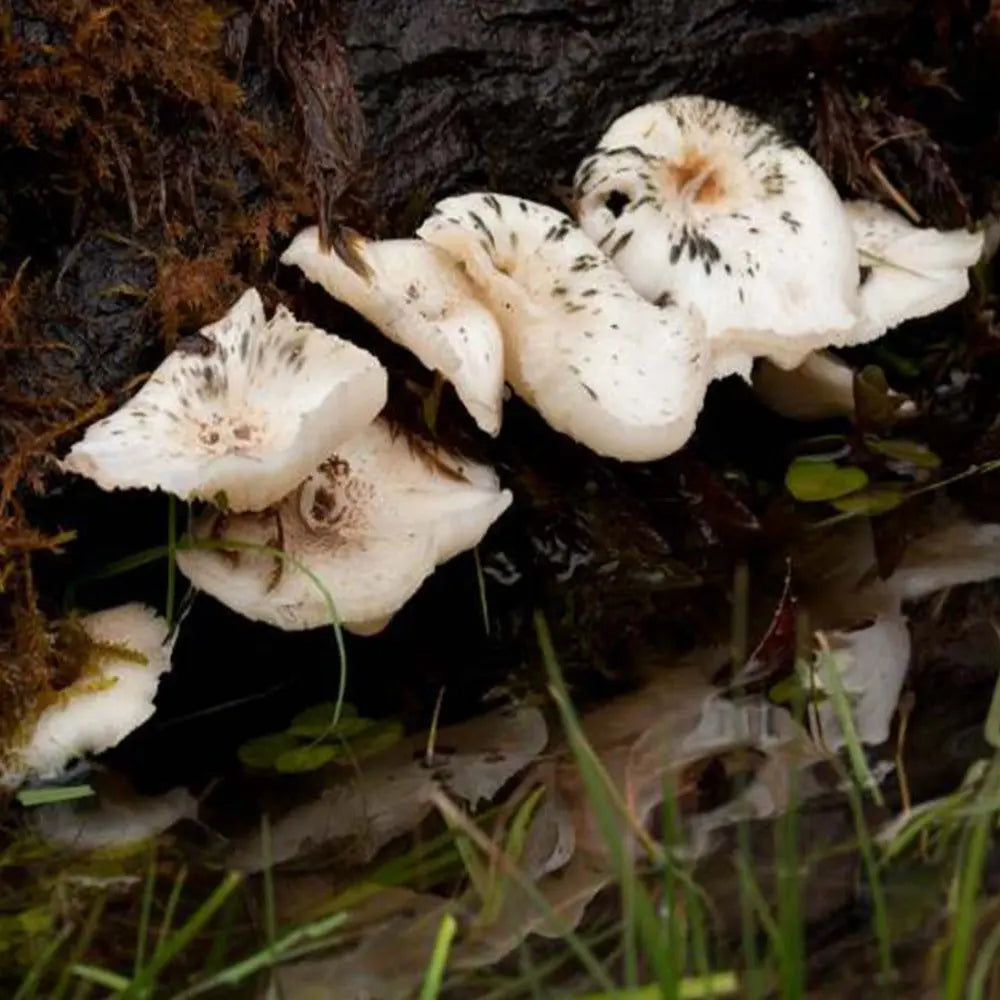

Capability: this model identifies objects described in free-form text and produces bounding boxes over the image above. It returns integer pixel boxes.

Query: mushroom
[281,227,505,436]
[416,193,710,461]
[572,95,861,375]
[175,420,512,634]
[2,604,173,789]
[62,289,388,512]
[752,350,913,422]
[752,351,859,421]
[846,199,985,340]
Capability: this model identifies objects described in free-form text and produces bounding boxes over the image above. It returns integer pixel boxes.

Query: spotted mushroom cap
[416,193,710,462]
[175,420,512,634]
[1,604,172,789]
[846,200,985,340]
[572,95,861,372]
[62,289,388,511]
[281,227,505,436]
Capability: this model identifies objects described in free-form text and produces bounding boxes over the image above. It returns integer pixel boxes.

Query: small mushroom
[573,95,860,373]
[417,193,709,461]
[2,604,172,789]
[846,200,985,340]
[281,227,505,435]
[175,420,512,634]
[62,289,388,511]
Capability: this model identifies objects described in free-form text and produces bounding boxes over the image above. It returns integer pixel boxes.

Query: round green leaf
[784,460,869,503]
[328,720,406,764]
[830,486,906,516]
[288,701,360,738]
[274,744,340,774]
[238,732,300,770]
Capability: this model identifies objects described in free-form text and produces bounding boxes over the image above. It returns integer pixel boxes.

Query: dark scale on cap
[581,288,599,298]
[760,163,785,197]
[239,330,250,361]
[580,382,598,401]
[565,302,585,314]
[467,211,496,250]
[654,291,674,308]
[176,332,216,357]
[609,230,634,257]
[859,265,873,287]
[780,211,802,234]
[518,200,529,214]
[552,284,568,297]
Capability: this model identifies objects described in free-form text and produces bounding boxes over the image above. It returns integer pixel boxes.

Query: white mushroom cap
[175,420,512,633]
[753,351,859,421]
[573,95,861,371]
[416,193,710,462]
[62,289,388,511]
[846,200,985,340]
[2,604,172,789]
[281,228,505,436]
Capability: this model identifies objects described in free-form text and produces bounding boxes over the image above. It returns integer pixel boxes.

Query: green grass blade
[51,895,107,1000]
[121,871,243,999]
[16,785,94,807]
[967,913,1000,1000]
[70,964,131,991]
[13,923,73,1000]
[569,973,739,1000]
[419,913,458,1000]
[943,759,1000,1000]
[474,545,490,636]
[175,912,348,998]
[133,846,157,978]
[155,865,188,954]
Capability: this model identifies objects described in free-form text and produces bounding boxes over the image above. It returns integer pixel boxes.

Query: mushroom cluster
[283,94,982,456]
[33,93,983,788]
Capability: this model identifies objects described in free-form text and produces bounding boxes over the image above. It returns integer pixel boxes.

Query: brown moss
[0,0,368,744]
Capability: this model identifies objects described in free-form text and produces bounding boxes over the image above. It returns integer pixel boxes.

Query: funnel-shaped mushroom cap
[573,96,860,371]
[281,228,505,435]
[62,289,388,511]
[2,604,172,788]
[417,193,709,461]
[847,200,985,339]
[176,420,512,633]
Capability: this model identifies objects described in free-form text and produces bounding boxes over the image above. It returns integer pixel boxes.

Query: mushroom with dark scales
[61,289,389,512]
[417,193,710,462]
[573,95,861,379]
[281,227,506,436]
[176,420,512,635]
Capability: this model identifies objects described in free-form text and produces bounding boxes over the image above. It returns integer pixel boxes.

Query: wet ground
[4,1,1000,997]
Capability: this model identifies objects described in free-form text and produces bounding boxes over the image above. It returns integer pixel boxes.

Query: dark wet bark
[345,0,918,221]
